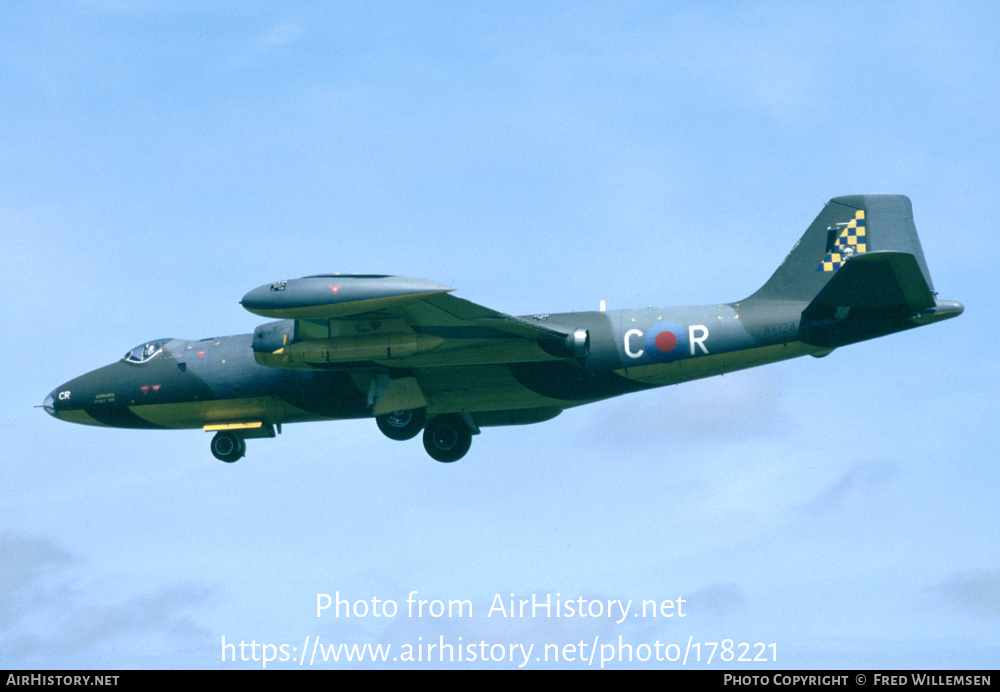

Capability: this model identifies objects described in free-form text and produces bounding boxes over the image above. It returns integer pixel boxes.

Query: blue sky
[2,1,997,669]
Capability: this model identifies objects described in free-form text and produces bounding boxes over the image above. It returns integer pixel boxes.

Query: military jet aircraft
[44,195,962,463]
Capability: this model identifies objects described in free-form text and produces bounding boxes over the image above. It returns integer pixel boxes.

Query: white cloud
[0,534,211,667]
[938,571,1000,619]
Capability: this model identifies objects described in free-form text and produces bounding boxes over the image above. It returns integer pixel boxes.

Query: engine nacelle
[538,327,589,358]
[252,319,297,354]
[275,333,445,363]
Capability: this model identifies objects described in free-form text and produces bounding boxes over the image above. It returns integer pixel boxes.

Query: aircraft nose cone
[43,391,57,418]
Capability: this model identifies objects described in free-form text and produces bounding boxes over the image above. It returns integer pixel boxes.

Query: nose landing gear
[210,431,246,463]
[207,422,277,463]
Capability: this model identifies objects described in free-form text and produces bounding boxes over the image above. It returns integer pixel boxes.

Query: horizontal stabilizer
[798,250,955,348]
[804,251,935,316]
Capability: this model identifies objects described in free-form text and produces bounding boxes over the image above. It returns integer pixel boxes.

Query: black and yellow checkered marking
[818,209,867,272]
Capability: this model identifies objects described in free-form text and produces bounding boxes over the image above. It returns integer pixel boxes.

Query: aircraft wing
[240,275,588,370]
[382,290,578,340]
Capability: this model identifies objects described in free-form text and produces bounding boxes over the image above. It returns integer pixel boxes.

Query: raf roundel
[644,322,688,362]
[654,331,676,352]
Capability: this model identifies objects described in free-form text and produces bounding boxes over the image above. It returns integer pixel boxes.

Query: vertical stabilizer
[744,194,935,304]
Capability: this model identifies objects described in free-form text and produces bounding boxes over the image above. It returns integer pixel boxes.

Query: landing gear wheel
[211,431,246,463]
[376,408,426,441]
[422,414,472,463]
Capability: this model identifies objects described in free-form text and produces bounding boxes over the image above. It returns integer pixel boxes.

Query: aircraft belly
[417,365,573,413]
[277,371,370,420]
[59,408,117,427]
[111,397,318,429]
[415,359,652,412]
[616,341,821,386]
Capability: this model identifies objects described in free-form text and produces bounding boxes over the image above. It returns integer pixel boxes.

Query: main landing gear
[377,409,475,463]
[375,408,426,440]
[421,414,473,463]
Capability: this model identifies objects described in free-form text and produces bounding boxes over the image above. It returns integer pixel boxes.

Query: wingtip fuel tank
[240,275,454,319]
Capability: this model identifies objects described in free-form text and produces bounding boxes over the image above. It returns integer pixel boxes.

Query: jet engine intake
[252,319,297,354]
[567,328,589,358]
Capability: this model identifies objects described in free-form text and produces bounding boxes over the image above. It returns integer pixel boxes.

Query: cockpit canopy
[122,339,173,364]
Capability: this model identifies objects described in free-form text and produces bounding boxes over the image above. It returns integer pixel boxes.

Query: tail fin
[745,194,935,304]
[743,194,962,347]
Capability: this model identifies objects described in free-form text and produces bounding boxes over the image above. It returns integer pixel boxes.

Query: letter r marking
[689,325,709,354]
